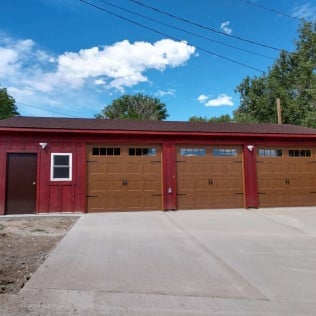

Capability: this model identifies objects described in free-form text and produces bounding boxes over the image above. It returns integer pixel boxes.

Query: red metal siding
[37,141,85,213]
[243,146,259,208]
[0,135,86,214]
[162,143,177,210]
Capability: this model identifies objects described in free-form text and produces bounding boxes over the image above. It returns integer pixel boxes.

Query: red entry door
[6,153,37,214]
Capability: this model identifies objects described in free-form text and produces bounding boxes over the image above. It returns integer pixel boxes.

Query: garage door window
[180,148,206,156]
[92,147,120,156]
[258,149,282,157]
[212,148,237,157]
[51,153,72,181]
[129,148,156,156]
[288,149,311,157]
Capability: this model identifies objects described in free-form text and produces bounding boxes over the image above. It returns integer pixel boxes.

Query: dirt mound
[0,216,78,294]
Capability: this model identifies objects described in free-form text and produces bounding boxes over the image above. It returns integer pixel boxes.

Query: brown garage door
[257,147,316,207]
[176,146,244,209]
[87,145,162,212]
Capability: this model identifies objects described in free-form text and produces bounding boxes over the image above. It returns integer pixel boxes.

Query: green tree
[96,94,168,120]
[0,87,19,119]
[189,114,233,122]
[234,21,316,127]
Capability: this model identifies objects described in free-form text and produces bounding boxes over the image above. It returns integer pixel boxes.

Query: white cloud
[220,21,232,35]
[0,47,19,76]
[55,39,195,91]
[291,3,316,20]
[205,94,234,107]
[197,94,208,102]
[0,36,195,95]
[94,78,107,85]
[156,89,176,97]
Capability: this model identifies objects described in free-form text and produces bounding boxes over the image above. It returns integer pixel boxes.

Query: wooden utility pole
[276,98,282,124]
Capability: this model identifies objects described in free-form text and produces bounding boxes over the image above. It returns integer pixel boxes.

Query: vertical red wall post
[243,145,259,208]
[162,143,177,210]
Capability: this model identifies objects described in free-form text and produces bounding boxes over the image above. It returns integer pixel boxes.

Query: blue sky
[0,0,315,121]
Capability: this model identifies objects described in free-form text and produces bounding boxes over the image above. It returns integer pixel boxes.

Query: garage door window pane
[92,147,120,156]
[212,148,237,157]
[289,149,311,157]
[143,148,156,156]
[129,148,157,156]
[51,153,72,181]
[258,149,282,157]
[180,148,206,156]
[92,148,99,155]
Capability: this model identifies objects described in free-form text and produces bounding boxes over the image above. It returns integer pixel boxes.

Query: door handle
[122,179,128,186]
[208,179,213,185]
[32,182,36,185]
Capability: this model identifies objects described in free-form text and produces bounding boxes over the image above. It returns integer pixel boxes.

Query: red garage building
[1,116,316,215]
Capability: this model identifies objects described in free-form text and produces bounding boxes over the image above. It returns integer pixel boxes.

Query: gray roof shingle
[0,116,316,135]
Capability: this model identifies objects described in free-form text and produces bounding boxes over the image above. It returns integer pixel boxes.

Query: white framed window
[51,153,72,181]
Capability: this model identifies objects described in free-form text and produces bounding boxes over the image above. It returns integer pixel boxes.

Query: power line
[97,0,273,60]
[80,0,265,73]
[128,0,284,52]
[16,101,77,117]
[239,0,300,21]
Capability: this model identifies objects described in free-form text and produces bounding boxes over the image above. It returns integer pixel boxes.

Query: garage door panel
[143,162,161,174]
[87,194,106,212]
[177,192,210,209]
[143,179,161,192]
[308,193,316,205]
[212,177,243,190]
[177,176,195,191]
[177,163,190,174]
[195,178,211,191]
[258,162,286,174]
[104,161,122,174]
[212,194,244,209]
[126,162,143,175]
[106,193,127,211]
[107,179,124,191]
[127,178,161,192]
[259,194,286,207]
[88,173,105,189]
[212,162,235,174]
[127,193,161,210]
[258,177,286,190]
[127,195,162,210]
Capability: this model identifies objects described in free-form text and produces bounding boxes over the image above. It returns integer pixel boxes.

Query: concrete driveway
[2,207,316,315]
